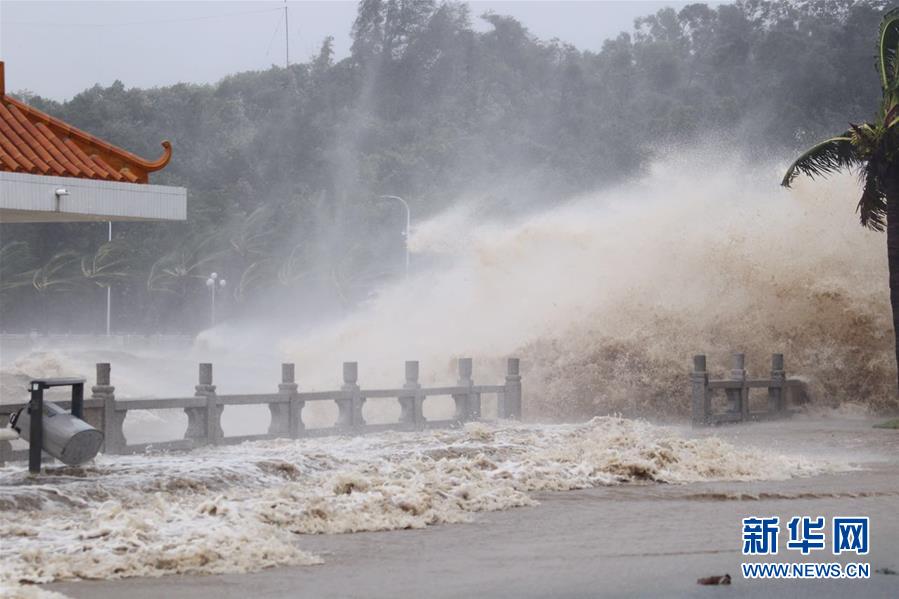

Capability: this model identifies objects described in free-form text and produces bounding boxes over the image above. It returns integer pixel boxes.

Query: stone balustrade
[0,357,522,462]
[691,352,805,427]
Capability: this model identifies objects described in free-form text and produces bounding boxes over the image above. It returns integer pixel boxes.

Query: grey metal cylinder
[10,402,103,465]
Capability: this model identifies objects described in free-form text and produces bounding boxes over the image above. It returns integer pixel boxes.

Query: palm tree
[0,241,35,296]
[147,230,221,296]
[30,250,81,331]
[80,240,130,289]
[782,8,899,388]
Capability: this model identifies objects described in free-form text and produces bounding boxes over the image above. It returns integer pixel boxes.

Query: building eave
[0,171,186,223]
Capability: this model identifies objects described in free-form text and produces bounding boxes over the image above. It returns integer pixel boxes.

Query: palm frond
[884,103,899,129]
[234,260,274,302]
[876,7,899,93]
[781,134,860,187]
[80,240,130,287]
[857,163,887,232]
[227,205,275,261]
[31,251,81,294]
[0,242,35,293]
[146,231,225,294]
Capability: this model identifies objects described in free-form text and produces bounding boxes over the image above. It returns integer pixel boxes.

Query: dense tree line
[0,0,891,333]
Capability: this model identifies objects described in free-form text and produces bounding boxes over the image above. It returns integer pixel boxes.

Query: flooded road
[19,417,897,598]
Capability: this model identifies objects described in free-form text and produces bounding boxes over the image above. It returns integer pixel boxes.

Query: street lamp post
[105,221,111,336]
[205,272,227,327]
[379,195,410,277]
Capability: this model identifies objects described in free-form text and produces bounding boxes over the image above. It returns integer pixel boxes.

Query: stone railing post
[768,353,785,414]
[337,362,364,429]
[0,436,11,465]
[503,358,522,419]
[269,363,299,437]
[282,363,305,437]
[452,358,474,422]
[185,363,221,444]
[726,352,746,419]
[399,360,420,427]
[691,355,709,427]
[82,363,104,431]
[93,362,125,453]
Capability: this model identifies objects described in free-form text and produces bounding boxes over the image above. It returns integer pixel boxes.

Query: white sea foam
[0,417,840,589]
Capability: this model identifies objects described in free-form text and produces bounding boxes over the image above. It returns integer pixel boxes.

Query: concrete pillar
[282,363,305,437]
[691,355,709,427]
[503,358,522,419]
[270,363,301,436]
[185,363,221,444]
[337,362,364,429]
[399,360,420,426]
[768,353,785,414]
[452,358,474,422]
[82,363,106,430]
[93,362,124,453]
[726,352,746,418]
[0,436,11,465]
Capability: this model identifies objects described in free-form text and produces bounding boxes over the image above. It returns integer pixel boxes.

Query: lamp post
[105,221,111,336]
[205,272,227,327]
[378,195,410,277]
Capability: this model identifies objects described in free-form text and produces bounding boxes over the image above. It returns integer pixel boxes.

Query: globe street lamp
[205,272,227,327]
[378,195,410,277]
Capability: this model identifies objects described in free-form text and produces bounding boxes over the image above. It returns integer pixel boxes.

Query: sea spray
[1,153,894,424]
[282,153,896,416]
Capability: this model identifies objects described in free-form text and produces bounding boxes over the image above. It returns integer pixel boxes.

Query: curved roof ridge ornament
[142,140,173,172]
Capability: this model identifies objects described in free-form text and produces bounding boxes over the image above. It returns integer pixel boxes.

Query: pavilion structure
[0,61,186,222]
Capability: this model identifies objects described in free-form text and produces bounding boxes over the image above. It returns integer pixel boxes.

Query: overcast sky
[1,1,711,101]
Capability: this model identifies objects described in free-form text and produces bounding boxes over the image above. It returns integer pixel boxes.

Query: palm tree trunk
[888,190,899,393]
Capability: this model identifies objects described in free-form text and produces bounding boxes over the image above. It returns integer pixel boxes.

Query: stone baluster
[185,363,221,444]
[337,362,364,429]
[691,355,709,427]
[269,363,298,437]
[502,358,522,420]
[92,362,125,453]
[768,353,785,414]
[82,364,105,432]
[726,353,746,419]
[452,358,474,422]
[0,436,10,465]
[399,360,420,427]
[284,363,305,437]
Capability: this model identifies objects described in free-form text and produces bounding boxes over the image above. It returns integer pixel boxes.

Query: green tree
[782,8,899,388]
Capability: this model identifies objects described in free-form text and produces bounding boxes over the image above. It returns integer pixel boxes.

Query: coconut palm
[29,251,81,330]
[147,231,222,296]
[0,241,35,296]
[782,8,899,388]
[224,205,276,303]
[31,251,81,295]
[80,240,130,289]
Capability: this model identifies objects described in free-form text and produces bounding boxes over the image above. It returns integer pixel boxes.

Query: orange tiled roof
[0,62,172,184]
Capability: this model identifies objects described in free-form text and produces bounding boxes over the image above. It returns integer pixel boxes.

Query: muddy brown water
[37,417,899,598]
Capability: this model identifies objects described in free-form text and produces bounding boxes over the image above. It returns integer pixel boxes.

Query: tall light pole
[205,272,227,328]
[106,221,112,336]
[379,195,410,277]
[284,0,289,67]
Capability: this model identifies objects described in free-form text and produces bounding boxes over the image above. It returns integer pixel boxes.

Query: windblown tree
[80,240,130,289]
[0,242,34,297]
[782,8,899,388]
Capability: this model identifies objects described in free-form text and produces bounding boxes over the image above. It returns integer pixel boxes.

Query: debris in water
[697,574,731,585]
